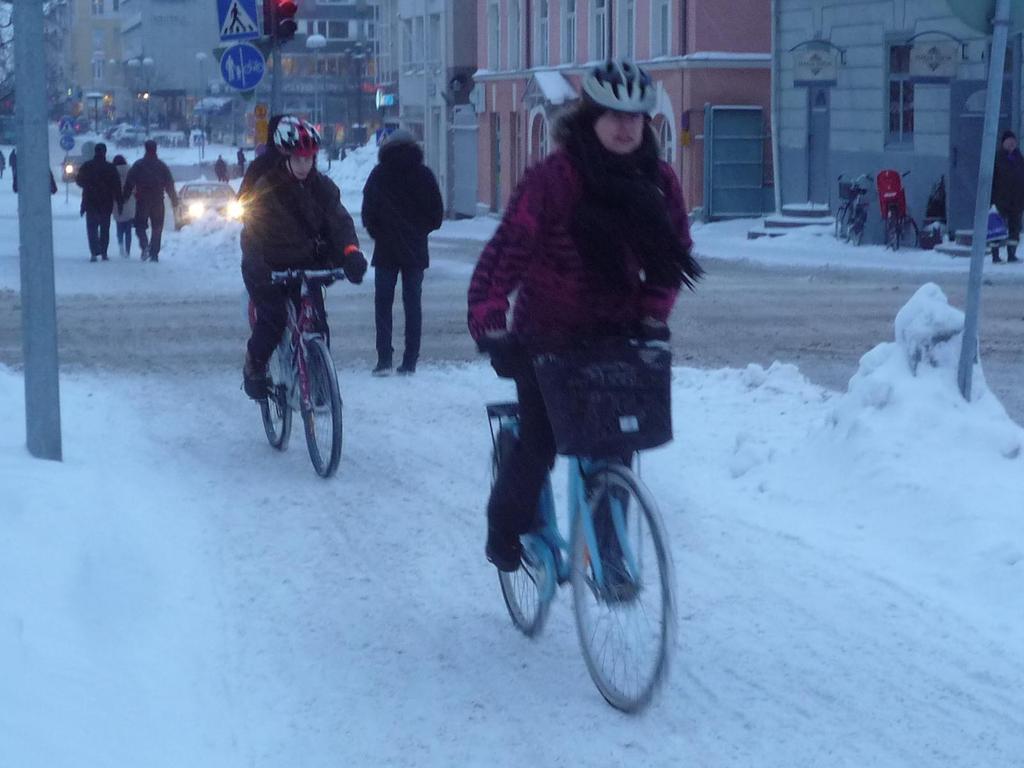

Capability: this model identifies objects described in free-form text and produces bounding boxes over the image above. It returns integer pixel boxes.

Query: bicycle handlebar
[270,267,349,285]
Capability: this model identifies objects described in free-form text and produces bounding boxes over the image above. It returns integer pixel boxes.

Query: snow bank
[830,282,1022,462]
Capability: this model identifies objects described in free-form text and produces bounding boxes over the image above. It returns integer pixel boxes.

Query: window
[328,21,348,39]
[402,19,413,68]
[414,15,424,65]
[508,0,521,70]
[888,44,914,144]
[562,0,576,64]
[429,13,440,64]
[652,0,670,57]
[91,0,104,15]
[534,0,549,66]
[617,0,635,60]
[315,20,328,36]
[487,0,500,70]
[591,0,607,62]
[92,58,104,82]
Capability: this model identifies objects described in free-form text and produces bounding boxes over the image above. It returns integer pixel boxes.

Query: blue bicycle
[485,340,676,713]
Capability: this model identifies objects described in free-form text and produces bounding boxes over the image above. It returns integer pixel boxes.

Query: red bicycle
[247,268,346,478]
[876,169,919,251]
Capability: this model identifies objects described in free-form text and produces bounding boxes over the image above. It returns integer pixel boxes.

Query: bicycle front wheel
[260,347,292,450]
[571,463,675,713]
[494,427,552,637]
[301,337,343,478]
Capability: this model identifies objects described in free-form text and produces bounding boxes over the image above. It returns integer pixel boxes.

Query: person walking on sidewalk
[75,142,123,262]
[991,130,1024,263]
[361,130,443,375]
[236,146,246,177]
[214,155,229,183]
[112,155,137,258]
[124,139,180,263]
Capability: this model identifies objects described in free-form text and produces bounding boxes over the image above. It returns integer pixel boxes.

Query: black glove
[342,249,367,284]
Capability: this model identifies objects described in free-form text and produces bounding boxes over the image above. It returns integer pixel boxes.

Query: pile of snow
[326,140,378,203]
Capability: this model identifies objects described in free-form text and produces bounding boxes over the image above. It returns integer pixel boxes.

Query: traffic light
[263,0,298,44]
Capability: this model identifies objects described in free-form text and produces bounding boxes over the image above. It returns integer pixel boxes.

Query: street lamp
[306,33,327,126]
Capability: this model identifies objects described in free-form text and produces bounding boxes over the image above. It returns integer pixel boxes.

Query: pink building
[473,0,771,216]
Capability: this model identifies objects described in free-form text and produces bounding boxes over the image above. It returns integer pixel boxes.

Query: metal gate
[702,105,766,220]
[450,105,478,218]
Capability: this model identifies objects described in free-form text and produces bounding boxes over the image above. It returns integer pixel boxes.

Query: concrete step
[954,230,974,247]
[781,203,832,219]
[764,214,835,229]
[746,228,789,240]
[935,242,972,258]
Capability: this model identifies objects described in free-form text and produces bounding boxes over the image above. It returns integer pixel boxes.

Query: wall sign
[793,48,838,86]
[910,42,959,81]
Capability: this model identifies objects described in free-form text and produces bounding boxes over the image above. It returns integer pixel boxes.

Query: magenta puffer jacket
[467,149,691,346]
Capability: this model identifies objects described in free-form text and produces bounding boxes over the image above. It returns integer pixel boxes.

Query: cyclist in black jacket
[241,116,368,399]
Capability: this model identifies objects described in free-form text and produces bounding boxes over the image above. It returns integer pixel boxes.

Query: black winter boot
[485,526,522,572]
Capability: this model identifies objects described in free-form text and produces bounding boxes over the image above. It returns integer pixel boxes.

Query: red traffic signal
[276,0,298,42]
[263,0,298,43]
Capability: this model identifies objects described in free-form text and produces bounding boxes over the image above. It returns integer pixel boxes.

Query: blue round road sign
[60,134,75,151]
[220,43,266,92]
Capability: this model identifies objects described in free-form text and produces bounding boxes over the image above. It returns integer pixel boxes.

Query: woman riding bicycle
[242,116,368,399]
[468,59,701,572]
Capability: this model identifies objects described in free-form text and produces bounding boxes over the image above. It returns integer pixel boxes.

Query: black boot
[242,354,271,400]
[372,358,393,376]
[485,526,522,572]
[1008,246,1019,263]
[992,248,1003,263]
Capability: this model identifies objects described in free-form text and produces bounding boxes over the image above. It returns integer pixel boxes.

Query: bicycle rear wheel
[494,427,552,637]
[571,463,675,713]
[260,347,291,450]
[301,337,343,478]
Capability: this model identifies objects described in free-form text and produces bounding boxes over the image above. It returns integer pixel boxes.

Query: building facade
[473,0,771,215]
[776,0,1020,240]
[66,0,125,127]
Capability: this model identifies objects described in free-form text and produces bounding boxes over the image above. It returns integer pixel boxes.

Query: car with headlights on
[173,182,244,230]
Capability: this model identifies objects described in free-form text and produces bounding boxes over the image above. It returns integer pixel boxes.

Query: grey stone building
[775,0,1019,242]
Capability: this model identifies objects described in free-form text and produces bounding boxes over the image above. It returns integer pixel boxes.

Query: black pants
[487,358,558,537]
[85,209,112,258]
[374,265,424,366]
[135,198,165,260]
[246,280,327,370]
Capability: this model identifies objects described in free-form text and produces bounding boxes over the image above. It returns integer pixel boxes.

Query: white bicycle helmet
[582,59,656,114]
[273,115,322,156]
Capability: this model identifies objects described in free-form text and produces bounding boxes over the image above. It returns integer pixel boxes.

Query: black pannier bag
[532,340,673,457]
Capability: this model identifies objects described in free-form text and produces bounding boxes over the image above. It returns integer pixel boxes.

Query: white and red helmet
[273,116,322,157]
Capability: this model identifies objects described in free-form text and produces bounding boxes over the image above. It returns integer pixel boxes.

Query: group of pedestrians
[74,139,179,262]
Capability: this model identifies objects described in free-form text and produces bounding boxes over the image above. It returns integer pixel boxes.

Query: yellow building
[66,0,124,126]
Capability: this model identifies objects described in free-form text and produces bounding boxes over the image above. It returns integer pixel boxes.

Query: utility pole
[271,43,282,115]
[13,0,62,461]
[957,0,1011,400]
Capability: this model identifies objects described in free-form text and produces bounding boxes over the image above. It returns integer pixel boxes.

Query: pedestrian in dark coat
[9,148,15,190]
[0,149,6,179]
[75,142,124,262]
[991,129,1024,263]
[214,155,229,183]
[236,147,246,176]
[123,139,180,262]
[361,130,443,375]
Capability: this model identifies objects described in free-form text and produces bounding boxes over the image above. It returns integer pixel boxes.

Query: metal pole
[958,0,1011,401]
[770,0,782,214]
[13,0,62,461]
[271,43,282,115]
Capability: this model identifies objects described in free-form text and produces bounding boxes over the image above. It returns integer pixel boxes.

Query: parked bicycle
[876,169,919,251]
[834,173,873,245]
[484,337,676,713]
[248,267,346,478]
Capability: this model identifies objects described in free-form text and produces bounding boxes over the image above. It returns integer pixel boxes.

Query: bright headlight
[187,201,205,218]
[227,200,244,219]
[64,164,74,175]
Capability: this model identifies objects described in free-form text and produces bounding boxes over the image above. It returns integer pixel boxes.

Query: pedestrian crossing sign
[217,0,260,43]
